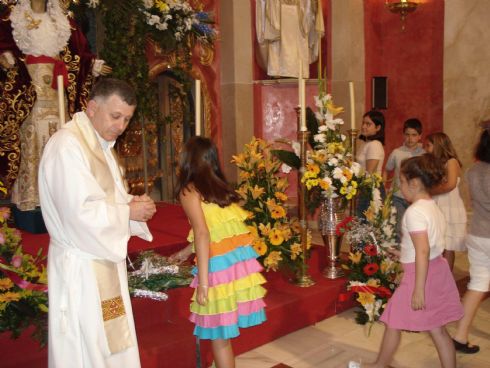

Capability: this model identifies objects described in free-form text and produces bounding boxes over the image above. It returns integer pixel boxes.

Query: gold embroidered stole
[69,113,133,354]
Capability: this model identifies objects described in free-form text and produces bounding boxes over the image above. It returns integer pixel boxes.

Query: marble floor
[236,246,490,368]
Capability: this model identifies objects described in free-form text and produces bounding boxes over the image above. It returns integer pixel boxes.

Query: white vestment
[39,112,152,368]
[256,0,324,78]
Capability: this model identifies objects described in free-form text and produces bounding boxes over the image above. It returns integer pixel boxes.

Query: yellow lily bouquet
[302,92,363,210]
[0,184,48,346]
[232,138,310,272]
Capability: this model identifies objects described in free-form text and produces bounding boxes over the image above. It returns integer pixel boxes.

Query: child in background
[351,154,463,368]
[176,137,267,368]
[383,118,425,240]
[425,132,467,271]
[357,110,386,218]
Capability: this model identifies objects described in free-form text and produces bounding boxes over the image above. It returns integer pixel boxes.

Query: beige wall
[444,0,490,208]
[220,0,255,182]
[330,0,365,133]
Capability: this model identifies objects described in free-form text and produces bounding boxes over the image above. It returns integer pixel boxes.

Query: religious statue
[0,0,110,215]
[255,0,325,78]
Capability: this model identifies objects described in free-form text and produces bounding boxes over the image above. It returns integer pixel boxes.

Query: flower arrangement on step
[232,138,310,273]
[128,250,193,301]
[341,189,402,326]
[301,91,363,212]
[0,183,48,346]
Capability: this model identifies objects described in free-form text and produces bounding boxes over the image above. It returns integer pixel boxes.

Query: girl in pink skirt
[357,154,463,368]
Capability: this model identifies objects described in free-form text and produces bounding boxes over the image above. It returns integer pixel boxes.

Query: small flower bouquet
[342,190,402,326]
[232,138,310,273]
[139,0,216,47]
[128,251,193,301]
[0,201,48,346]
[302,92,363,211]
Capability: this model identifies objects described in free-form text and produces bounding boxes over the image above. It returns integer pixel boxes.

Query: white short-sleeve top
[357,140,385,175]
[399,199,446,263]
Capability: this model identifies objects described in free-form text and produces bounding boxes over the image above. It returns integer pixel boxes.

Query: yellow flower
[264,251,283,271]
[319,180,330,191]
[253,239,268,256]
[325,99,344,116]
[269,228,284,246]
[367,278,380,287]
[290,243,302,260]
[357,292,375,306]
[0,291,21,303]
[276,178,288,191]
[364,206,376,223]
[278,225,292,241]
[340,186,347,195]
[0,278,14,291]
[348,251,362,264]
[155,0,170,12]
[251,185,265,200]
[306,163,320,175]
[342,168,353,181]
[274,192,288,202]
[247,225,259,239]
[258,223,271,236]
[270,205,286,219]
[239,171,251,180]
[236,186,248,199]
[290,218,301,234]
[306,179,319,190]
[231,152,247,165]
[311,151,327,163]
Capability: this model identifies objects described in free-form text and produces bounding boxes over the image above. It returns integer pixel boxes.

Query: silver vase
[319,196,346,279]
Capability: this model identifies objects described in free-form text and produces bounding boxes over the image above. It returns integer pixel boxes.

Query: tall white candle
[57,75,65,125]
[298,61,307,131]
[300,78,306,131]
[195,79,201,136]
[349,81,355,130]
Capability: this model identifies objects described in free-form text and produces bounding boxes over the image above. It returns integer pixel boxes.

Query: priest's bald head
[86,78,137,142]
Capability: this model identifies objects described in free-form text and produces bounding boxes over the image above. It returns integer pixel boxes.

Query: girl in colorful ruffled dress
[176,136,267,367]
[350,154,463,368]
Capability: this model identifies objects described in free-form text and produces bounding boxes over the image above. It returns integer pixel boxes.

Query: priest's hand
[129,194,156,222]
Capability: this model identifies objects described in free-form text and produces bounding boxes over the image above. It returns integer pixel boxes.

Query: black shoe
[453,338,480,354]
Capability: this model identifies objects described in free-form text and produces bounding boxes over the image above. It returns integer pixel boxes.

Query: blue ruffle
[193,309,267,340]
[192,246,259,275]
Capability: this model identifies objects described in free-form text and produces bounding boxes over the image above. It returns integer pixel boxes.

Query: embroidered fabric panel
[101,296,126,321]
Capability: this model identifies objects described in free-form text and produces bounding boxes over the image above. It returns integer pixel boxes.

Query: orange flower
[270,205,286,219]
[253,239,268,256]
[274,192,288,202]
[269,228,284,246]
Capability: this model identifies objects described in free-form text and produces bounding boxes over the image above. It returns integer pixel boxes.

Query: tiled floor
[236,244,490,368]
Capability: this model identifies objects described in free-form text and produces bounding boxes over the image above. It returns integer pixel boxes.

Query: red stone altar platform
[0,202,354,368]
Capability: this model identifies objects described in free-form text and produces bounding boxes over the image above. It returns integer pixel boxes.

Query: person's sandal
[453,338,480,354]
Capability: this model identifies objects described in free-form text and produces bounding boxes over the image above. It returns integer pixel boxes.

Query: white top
[399,199,446,263]
[385,144,425,198]
[357,140,385,175]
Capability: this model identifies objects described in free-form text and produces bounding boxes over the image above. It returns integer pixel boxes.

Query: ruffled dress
[187,202,267,340]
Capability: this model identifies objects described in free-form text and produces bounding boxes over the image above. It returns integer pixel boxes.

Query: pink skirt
[380,256,463,331]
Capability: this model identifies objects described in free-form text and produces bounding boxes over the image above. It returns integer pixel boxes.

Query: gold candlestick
[348,128,359,217]
[294,107,315,287]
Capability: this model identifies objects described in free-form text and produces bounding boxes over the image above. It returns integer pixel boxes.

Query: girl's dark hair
[360,110,385,144]
[400,154,446,189]
[426,132,462,167]
[176,137,239,207]
[475,129,490,163]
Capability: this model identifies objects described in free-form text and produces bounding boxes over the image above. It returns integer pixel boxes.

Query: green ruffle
[187,202,250,243]
[190,285,267,315]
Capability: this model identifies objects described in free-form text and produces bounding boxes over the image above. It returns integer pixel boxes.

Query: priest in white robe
[39,78,157,368]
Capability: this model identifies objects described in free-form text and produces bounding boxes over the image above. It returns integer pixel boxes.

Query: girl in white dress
[425,132,467,271]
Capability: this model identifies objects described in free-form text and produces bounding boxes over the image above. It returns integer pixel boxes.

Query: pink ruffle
[190,258,264,288]
[189,299,266,328]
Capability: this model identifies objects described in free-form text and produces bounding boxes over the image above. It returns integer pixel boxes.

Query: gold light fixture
[386,0,418,31]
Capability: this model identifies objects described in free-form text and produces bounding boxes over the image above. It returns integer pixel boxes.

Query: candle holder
[348,128,359,217]
[293,107,315,287]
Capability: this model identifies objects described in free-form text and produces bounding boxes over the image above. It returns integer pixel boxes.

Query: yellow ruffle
[191,273,266,303]
[190,285,267,315]
[187,202,250,243]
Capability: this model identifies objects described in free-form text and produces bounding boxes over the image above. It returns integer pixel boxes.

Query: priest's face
[87,94,136,142]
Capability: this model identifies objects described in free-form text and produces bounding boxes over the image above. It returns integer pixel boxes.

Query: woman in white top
[356,110,386,218]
